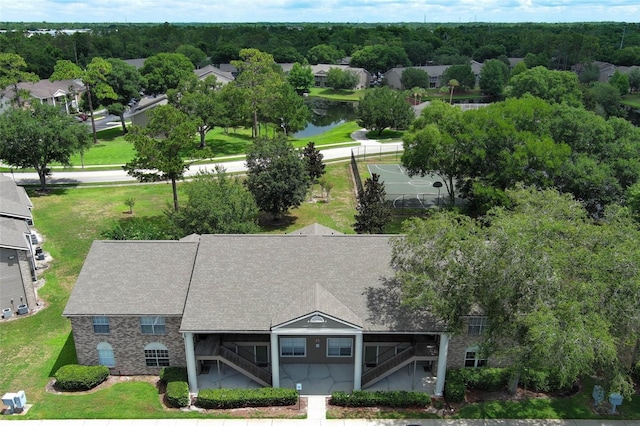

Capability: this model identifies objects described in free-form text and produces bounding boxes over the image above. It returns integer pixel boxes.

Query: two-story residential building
[63,224,488,395]
[0,174,38,318]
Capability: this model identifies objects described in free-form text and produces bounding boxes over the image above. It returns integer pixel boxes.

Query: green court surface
[367,164,446,209]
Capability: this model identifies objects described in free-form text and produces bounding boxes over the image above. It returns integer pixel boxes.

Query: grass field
[0,162,358,419]
[53,121,363,170]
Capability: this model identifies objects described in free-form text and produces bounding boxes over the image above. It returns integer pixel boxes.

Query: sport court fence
[351,146,444,212]
[350,145,403,196]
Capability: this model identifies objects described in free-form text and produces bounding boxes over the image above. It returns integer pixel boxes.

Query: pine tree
[353,173,392,234]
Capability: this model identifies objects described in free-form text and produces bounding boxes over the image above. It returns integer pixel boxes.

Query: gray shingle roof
[65,229,446,333]
[0,217,30,250]
[63,240,198,317]
[180,233,439,333]
[0,175,33,221]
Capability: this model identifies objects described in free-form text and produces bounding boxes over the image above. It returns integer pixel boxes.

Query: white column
[270,332,280,388]
[183,332,198,393]
[434,333,450,396]
[353,332,363,390]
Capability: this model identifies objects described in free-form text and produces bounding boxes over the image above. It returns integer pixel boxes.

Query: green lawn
[454,376,640,420]
[622,93,640,108]
[0,163,359,419]
[308,87,364,101]
[52,121,362,170]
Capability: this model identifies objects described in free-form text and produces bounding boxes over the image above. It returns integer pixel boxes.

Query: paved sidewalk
[2,419,637,425]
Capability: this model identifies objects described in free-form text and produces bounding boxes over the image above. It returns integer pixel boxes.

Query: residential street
[2,133,403,186]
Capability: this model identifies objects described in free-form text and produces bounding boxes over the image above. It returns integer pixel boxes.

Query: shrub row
[196,387,297,409]
[166,381,190,408]
[330,390,431,407]
[445,367,575,402]
[54,364,109,392]
[159,366,188,384]
[159,367,190,408]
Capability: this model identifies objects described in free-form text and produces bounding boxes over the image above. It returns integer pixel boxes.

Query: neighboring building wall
[70,316,186,374]
[0,248,36,315]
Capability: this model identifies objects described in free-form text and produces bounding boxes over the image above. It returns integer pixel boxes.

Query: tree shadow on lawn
[257,212,297,232]
[48,332,78,377]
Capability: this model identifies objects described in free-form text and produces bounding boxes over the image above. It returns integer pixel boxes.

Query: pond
[294,98,358,138]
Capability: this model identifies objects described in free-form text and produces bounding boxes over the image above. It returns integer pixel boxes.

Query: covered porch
[196,361,436,395]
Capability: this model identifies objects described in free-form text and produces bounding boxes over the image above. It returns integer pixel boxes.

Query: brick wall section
[17,251,37,311]
[447,334,484,368]
[70,316,186,375]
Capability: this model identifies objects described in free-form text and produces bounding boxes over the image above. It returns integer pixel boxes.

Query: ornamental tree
[0,103,91,191]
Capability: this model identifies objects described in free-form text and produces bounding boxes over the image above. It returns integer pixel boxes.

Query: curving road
[2,132,403,186]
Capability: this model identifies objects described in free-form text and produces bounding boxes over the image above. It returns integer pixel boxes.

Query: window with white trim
[97,342,115,367]
[464,349,487,368]
[467,316,488,336]
[280,337,306,357]
[144,342,170,367]
[92,316,110,334]
[140,316,166,334]
[327,337,353,357]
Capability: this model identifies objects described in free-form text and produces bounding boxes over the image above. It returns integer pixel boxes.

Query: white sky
[1,0,638,23]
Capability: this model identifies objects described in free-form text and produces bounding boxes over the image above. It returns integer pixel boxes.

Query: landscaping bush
[330,390,430,407]
[54,364,109,392]
[444,377,466,403]
[166,381,190,408]
[159,366,188,384]
[467,368,509,391]
[195,387,297,409]
[520,368,551,392]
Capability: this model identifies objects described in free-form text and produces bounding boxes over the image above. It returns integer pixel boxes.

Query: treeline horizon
[1,21,638,79]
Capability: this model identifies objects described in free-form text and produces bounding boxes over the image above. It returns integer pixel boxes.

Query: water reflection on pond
[294,98,358,138]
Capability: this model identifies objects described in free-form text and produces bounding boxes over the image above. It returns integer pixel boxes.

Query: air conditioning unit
[17,305,28,315]
[2,308,12,319]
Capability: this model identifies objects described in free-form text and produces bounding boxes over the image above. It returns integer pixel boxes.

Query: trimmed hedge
[330,390,431,407]
[159,366,188,384]
[54,364,109,391]
[166,381,190,408]
[444,376,466,403]
[196,387,297,409]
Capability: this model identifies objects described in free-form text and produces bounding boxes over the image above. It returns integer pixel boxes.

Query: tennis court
[367,164,446,209]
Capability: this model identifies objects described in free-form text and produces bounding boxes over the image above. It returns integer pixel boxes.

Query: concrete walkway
[3,419,637,425]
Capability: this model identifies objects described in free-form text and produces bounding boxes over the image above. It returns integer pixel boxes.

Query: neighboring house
[385,61,484,90]
[279,63,370,90]
[572,61,617,83]
[64,224,488,395]
[0,174,38,318]
[128,64,234,127]
[0,78,84,114]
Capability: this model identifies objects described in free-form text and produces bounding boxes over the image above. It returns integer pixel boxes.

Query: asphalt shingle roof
[180,233,437,333]
[63,240,198,317]
[0,175,33,221]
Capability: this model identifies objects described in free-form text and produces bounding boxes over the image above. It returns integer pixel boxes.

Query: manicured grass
[51,121,361,170]
[622,93,640,108]
[294,121,362,147]
[454,376,640,420]
[0,164,359,419]
[308,87,364,101]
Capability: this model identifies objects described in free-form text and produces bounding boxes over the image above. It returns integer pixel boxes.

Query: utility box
[1,391,26,414]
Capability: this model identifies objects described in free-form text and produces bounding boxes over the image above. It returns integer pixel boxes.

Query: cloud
[1,0,638,23]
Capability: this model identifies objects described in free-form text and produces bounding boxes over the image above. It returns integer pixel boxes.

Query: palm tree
[447,79,459,104]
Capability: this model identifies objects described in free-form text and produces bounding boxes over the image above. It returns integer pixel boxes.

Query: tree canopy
[0,52,39,107]
[140,52,195,95]
[0,103,91,191]
[167,167,259,236]
[357,86,415,135]
[392,187,640,398]
[244,134,310,220]
[353,173,392,234]
[123,104,198,211]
